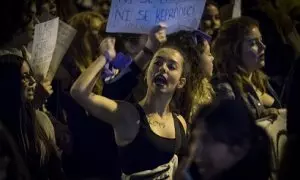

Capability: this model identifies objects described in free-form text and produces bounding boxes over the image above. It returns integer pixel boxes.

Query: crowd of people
[0,0,299,180]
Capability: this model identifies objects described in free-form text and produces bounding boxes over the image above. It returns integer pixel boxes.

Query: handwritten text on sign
[106,0,206,34]
[30,17,59,81]
[47,20,77,82]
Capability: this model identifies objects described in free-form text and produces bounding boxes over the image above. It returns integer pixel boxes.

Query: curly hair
[165,31,215,121]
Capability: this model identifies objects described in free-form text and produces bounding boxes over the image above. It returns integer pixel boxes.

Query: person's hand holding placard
[145,23,167,53]
[100,37,117,61]
[106,0,206,34]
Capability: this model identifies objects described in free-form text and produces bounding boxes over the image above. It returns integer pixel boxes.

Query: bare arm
[70,38,139,128]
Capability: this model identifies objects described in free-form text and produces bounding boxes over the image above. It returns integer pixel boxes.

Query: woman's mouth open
[153,74,167,87]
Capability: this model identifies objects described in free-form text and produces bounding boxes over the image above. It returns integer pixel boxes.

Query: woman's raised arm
[70,37,139,128]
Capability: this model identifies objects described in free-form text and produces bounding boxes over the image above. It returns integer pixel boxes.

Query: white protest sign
[232,0,241,18]
[47,20,77,81]
[106,0,206,34]
[30,17,59,81]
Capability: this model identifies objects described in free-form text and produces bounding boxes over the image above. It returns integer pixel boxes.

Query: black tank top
[119,104,186,175]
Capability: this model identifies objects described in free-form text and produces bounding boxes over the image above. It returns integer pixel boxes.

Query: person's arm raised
[70,37,139,127]
[134,24,167,71]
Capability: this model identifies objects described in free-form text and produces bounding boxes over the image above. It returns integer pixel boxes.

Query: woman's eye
[154,60,163,66]
[168,64,177,70]
[249,39,263,47]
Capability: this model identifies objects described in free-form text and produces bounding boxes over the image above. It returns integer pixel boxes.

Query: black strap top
[119,104,186,175]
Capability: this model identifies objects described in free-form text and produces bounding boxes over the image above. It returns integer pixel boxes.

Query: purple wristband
[104,51,111,63]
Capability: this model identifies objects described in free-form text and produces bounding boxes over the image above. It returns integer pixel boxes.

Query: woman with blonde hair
[167,30,215,122]
[65,11,107,94]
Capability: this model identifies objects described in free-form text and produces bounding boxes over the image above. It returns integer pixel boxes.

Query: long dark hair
[190,99,272,180]
[0,55,54,164]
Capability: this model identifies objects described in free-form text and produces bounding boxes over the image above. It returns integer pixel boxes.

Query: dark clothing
[287,57,300,135]
[47,61,142,179]
[0,122,31,180]
[27,151,65,180]
[187,133,271,180]
[102,61,141,101]
[278,135,300,180]
[213,77,281,120]
[119,104,187,175]
[60,91,121,179]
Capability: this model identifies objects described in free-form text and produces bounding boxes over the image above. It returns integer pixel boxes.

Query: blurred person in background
[179,100,272,180]
[200,1,221,42]
[212,16,283,120]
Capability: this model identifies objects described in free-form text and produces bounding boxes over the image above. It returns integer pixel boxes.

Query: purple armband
[111,52,132,69]
[101,52,133,80]
[101,62,114,80]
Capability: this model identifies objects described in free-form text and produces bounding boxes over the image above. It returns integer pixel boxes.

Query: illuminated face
[199,40,214,78]
[201,4,221,36]
[146,48,186,94]
[21,61,36,102]
[241,26,266,72]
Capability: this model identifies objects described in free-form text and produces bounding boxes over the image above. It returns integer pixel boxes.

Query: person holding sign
[70,32,207,178]
[0,1,65,179]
